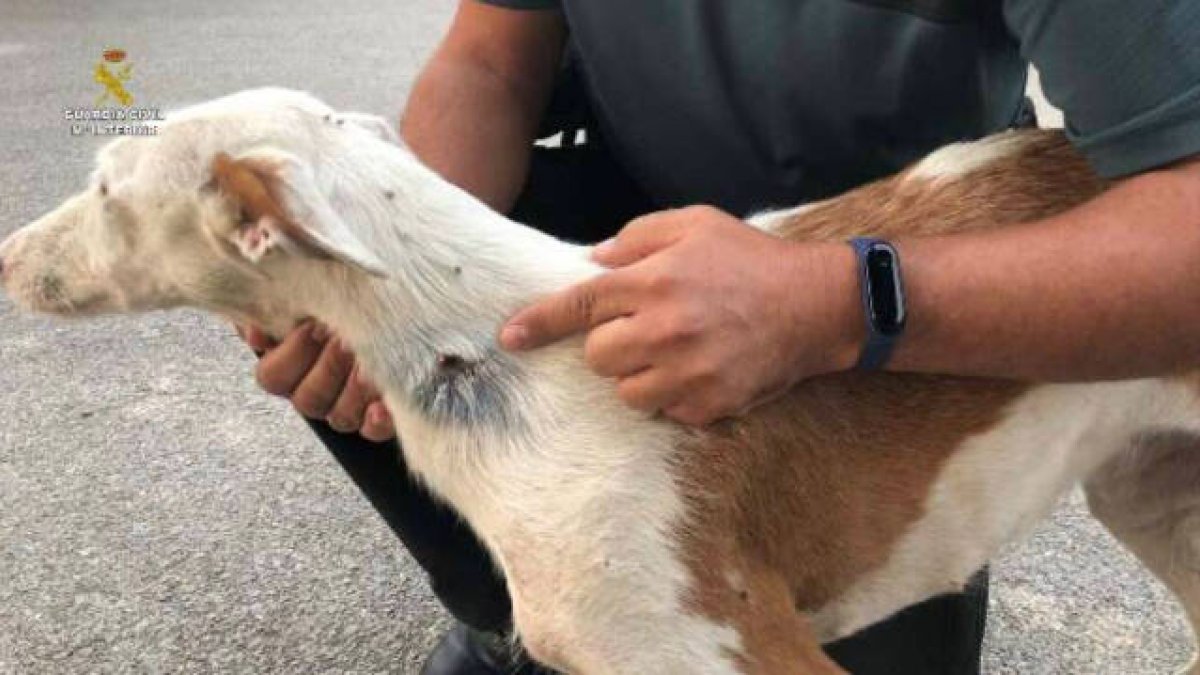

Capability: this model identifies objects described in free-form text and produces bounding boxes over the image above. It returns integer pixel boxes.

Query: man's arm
[498,158,1200,425]
[891,157,1200,380]
[875,0,1200,380]
[402,0,566,211]
[499,0,1200,426]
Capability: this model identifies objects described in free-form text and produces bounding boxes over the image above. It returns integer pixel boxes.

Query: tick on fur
[437,353,466,370]
[383,190,396,200]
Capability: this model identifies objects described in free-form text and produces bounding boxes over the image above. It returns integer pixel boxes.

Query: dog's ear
[210,149,388,278]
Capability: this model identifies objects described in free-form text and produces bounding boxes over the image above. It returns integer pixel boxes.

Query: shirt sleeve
[1004,0,1200,177]
[475,0,560,9]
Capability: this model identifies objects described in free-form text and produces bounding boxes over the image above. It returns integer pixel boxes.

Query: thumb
[500,273,627,351]
[592,211,688,267]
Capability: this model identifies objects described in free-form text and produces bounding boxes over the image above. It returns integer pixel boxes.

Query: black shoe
[421,622,555,675]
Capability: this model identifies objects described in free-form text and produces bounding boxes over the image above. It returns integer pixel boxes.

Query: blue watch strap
[856,323,898,371]
[849,237,905,371]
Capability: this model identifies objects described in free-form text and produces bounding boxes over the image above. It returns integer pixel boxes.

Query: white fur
[0,88,742,673]
[746,202,823,231]
[909,129,1037,182]
[3,88,1199,673]
[810,378,1200,641]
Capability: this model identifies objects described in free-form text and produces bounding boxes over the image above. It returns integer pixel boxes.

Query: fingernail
[500,325,528,351]
[369,407,388,426]
[591,239,616,261]
[311,323,329,343]
[334,338,351,358]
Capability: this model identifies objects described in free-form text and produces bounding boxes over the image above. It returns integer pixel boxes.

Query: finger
[234,322,276,353]
[249,326,279,352]
[353,364,382,393]
[664,401,718,427]
[663,380,736,426]
[247,325,279,353]
[361,401,396,443]
[583,316,651,377]
[255,322,325,396]
[591,210,690,267]
[500,273,632,351]
[325,362,372,433]
[290,336,355,419]
[615,368,681,413]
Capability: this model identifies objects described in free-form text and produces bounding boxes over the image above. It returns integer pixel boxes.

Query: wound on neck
[409,347,524,432]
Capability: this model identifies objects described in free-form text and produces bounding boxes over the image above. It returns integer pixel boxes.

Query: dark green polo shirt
[483,0,1200,213]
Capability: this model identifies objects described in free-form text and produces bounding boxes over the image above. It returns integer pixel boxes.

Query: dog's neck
[299,146,595,430]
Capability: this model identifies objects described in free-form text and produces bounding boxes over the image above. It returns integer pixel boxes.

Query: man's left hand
[498,205,864,426]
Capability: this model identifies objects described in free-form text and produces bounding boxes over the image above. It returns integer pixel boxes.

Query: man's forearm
[882,159,1200,381]
[401,2,566,210]
[401,56,547,212]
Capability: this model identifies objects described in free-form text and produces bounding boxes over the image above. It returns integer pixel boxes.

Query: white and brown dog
[2,88,1197,674]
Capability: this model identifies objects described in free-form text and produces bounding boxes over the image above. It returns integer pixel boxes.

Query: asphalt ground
[0,1,1192,672]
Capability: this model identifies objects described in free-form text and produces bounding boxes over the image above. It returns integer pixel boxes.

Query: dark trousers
[301,64,989,670]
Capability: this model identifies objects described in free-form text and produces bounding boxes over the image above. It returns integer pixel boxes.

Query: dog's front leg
[484,500,841,674]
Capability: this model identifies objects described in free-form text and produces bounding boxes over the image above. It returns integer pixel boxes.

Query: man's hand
[236,322,395,442]
[499,206,864,426]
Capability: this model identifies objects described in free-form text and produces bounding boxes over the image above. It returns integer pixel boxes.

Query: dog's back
[669,131,1200,672]
[5,92,1200,674]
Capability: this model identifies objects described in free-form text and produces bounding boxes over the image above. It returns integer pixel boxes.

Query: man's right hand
[236,322,396,443]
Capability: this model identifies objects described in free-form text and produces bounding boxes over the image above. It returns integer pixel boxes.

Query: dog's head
[0,88,395,332]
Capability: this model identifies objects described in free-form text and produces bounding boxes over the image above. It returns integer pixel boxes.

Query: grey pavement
[0,1,1191,673]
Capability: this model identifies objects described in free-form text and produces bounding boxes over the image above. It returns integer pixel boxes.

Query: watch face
[865,245,906,336]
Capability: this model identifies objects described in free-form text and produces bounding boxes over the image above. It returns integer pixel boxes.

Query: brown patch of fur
[677,130,1109,672]
[679,374,1027,674]
[210,152,335,260]
[775,130,1105,242]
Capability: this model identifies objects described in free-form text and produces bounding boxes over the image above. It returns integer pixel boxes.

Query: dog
[3,88,1198,674]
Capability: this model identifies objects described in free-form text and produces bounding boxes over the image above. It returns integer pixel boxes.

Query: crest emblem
[95,48,134,107]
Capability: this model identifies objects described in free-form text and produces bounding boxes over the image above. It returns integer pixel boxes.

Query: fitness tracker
[849,237,907,370]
